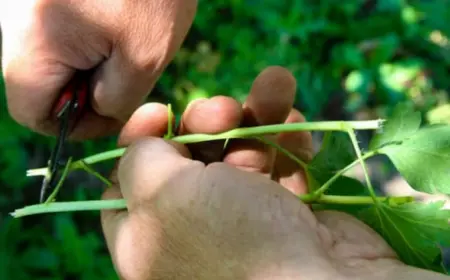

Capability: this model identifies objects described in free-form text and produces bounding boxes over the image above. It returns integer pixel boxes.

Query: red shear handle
[53,72,89,121]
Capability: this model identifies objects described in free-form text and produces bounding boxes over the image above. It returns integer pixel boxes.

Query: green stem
[313,150,378,196]
[78,160,112,187]
[346,128,379,202]
[77,120,384,166]
[164,103,174,139]
[82,148,126,165]
[27,168,47,177]
[11,199,127,218]
[301,194,415,205]
[171,120,384,144]
[11,194,414,218]
[255,136,308,169]
[44,157,73,204]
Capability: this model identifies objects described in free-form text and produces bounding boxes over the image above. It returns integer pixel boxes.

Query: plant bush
[1,1,449,279]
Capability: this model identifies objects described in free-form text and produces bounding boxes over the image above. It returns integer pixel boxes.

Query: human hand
[101,66,446,279]
[0,0,197,139]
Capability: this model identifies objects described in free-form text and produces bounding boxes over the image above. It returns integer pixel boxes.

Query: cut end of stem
[27,168,48,177]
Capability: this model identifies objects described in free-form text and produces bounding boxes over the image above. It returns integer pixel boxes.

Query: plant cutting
[11,103,450,275]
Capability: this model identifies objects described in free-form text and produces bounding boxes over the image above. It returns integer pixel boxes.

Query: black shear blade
[39,93,78,203]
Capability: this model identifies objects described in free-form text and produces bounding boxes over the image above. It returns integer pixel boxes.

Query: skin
[1,0,197,138]
[0,1,448,279]
[102,67,448,279]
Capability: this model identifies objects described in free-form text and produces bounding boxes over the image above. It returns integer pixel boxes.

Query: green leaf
[344,69,372,93]
[379,124,450,194]
[427,104,450,125]
[377,59,424,96]
[369,103,421,150]
[333,43,365,69]
[369,33,399,65]
[359,201,450,273]
[308,132,356,188]
[325,176,369,197]
[344,69,373,112]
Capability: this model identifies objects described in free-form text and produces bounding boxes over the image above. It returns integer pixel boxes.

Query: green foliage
[2,0,450,278]
[0,215,118,280]
[369,103,422,149]
[306,105,450,274]
[371,104,450,194]
[307,132,356,184]
[380,125,450,194]
[307,131,372,216]
[309,104,450,273]
[12,102,450,275]
[160,0,450,118]
[359,201,450,273]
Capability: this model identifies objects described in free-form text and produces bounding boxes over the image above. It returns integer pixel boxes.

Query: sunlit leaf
[369,103,421,150]
[344,69,373,112]
[369,33,399,64]
[379,124,450,194]
[345,70,371,93]
[427,104,450,125]
[378,59,424,95]
[359,201,450,273]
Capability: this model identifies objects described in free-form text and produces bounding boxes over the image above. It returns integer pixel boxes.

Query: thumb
[101,138,203,280]
[117,137,203,210]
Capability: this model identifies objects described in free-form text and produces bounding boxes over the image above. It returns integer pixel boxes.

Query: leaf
[307,131,375,217]
[369,33,399,65]
[369,102,421,150]
[333,43,365,69]
[377,59,425,100]
[325,176,369,197]
[427,104,450,125]
[379,124,450,194]
[359,201,450,273]
[345,70,371,93]
[344,69,373,112]
[308,132,356,187]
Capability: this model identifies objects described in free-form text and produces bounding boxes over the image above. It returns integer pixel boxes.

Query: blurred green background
[1,0,450,279]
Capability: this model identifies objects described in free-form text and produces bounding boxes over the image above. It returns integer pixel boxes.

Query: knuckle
[3,82,48,134]
[92,97,136,122]
[119,137,160,169]
[8,106,50,135]
[6,97,39,130]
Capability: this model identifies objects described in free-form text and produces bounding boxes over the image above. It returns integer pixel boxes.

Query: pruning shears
[39,72,89,203]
